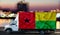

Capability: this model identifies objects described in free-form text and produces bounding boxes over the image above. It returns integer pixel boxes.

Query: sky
[0,0,60,11]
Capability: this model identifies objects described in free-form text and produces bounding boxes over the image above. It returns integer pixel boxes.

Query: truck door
[10,20,18,31]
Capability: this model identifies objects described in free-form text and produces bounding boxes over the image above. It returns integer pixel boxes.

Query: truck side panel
[35,12,56,29]
[19,12,35,29]
[19,12,56,30]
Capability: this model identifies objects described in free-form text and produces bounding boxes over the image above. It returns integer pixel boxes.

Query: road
[0,31,60,35]
[0,28,60,35]
[0,32,60,35]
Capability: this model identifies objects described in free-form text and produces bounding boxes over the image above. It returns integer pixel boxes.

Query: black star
[25,18,29,23]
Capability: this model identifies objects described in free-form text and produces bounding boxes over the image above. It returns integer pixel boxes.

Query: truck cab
[4,14,18,33]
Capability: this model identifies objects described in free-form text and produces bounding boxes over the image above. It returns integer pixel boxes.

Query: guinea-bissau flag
[19,12,56,29]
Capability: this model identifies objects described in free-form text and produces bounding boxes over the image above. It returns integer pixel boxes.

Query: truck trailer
[4,12,56,34]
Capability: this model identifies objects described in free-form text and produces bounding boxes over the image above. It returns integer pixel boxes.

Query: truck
[4,11,56,34]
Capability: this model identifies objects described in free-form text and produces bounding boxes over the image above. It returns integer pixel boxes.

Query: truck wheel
[20,30,25,33]
[50,31,55,34]
[39,31,44,35]
[5,29,12,34]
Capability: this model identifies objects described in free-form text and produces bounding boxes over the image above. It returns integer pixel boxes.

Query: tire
[39,31,44,35]
[5,29,12,34]
[20,30,26,33]
[50,31,55,34]
[44,30,55,34]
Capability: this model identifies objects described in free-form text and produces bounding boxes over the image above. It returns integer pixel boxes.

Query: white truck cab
[4,14,19,33]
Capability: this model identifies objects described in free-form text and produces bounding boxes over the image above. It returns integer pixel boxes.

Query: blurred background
[0,0,60,30]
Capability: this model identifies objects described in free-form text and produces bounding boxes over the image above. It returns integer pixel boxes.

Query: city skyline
[0,0,60,11]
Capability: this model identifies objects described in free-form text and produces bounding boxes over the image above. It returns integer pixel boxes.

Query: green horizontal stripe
[35,21,56,29]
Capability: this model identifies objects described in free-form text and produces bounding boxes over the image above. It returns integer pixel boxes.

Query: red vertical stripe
[19,12,35,29]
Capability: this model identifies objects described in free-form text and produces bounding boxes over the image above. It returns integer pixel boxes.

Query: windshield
[10,19,17,25]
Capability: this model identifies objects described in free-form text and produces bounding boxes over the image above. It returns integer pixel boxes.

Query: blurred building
[0,10,16,27]
[50,9,60,13]
[56,9,60,13]
[0,19,11,27]
[56,21,60,29]
[17,0,29,12]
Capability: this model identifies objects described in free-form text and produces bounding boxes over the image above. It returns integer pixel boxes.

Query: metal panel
[35,12,56,29]
[35,12,56,21]
[19,12,35,29]
[36,21,56,29]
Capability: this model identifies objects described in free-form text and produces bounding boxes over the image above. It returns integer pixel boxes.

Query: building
[0,10,16,27]
[17,0,29,12]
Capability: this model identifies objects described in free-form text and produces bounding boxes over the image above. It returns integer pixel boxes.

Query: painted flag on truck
[19,12,35,29]
[35,12,56,29]
[19,12,56,29]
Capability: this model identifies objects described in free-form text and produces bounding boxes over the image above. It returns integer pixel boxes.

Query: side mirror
[10,23,17,26]
[10,23,15,25]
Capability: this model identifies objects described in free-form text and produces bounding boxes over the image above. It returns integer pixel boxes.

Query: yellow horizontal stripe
[35,12,56,21]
